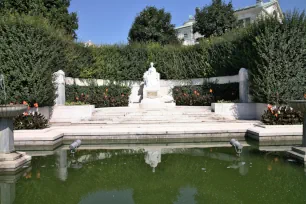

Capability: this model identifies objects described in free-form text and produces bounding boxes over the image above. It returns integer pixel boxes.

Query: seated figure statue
[143,62,160,90]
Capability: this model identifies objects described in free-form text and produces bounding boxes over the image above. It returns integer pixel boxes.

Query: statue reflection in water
[143,146,250,176]
[144,148,161,173]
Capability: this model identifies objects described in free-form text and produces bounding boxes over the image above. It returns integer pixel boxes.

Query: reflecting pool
[1,143,306,204]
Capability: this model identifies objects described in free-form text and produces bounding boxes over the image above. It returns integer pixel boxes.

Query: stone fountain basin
[289,100,306,113]
[0,105,28,118]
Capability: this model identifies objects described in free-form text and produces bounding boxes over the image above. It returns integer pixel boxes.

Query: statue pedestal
[140,88,175,109]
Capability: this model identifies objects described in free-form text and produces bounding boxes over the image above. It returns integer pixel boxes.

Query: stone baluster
[54,70,66,105]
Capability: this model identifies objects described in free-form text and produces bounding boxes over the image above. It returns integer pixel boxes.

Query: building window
[184,33,188,40]
[273,10,278,19]
[245,18,251,26]
[238,19,244,27]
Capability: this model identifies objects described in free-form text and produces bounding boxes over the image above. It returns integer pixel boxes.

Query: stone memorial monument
[140,62,175,109]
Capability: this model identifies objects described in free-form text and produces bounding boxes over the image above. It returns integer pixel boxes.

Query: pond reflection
[3,141,306,204]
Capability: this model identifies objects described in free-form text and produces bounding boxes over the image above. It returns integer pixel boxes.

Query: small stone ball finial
[150,62,154,68]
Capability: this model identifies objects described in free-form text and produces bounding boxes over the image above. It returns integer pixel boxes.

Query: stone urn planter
[288,100,306,163]
[0,104,31,172]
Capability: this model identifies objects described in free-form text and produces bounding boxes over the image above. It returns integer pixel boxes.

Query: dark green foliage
[128,6,178,45]
[14,112,49,130]
[172,83,238,106]
[247,12,306,104]
[208,83,239,102]
[0,14,70,106]
[64,42,94,78]
[194,0,237,37]
[203,29,250,76]
[173,86,213,106]
[0,0,78,38]
[80,43,214,80]
[66,84,131,108]
[261,106,303,125]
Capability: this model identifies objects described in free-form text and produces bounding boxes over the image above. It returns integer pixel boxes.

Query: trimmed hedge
[0,14,71,106]
[247,12,306,104]
[79,43,214,80]
[173,83,239,106]
[66,84,131,108]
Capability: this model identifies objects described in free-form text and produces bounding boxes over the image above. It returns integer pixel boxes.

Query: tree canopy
[0,0,78,39]
[193,0,236,38]
[128,6,178,44]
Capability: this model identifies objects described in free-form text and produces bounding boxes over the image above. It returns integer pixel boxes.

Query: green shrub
[261,105,303,125]
[172,82,239,106]
[0,14,71,106]
[66,84,131,108]
[14,112,49,130]
[79,43,214,80]
[173,86,213,106]
[246,11,306,104]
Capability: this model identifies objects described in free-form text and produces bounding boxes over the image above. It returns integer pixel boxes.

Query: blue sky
[69,0,306,44]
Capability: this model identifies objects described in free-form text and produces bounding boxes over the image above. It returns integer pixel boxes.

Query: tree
[128,6,178,44]
[0,0,78,38]
[193,0,236,37]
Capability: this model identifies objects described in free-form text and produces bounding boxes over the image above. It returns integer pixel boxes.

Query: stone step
[93,111,213,116]
[292,147,306,156]
[287,150,305,162]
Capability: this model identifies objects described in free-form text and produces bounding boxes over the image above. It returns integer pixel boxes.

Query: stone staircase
[89,106,234,124]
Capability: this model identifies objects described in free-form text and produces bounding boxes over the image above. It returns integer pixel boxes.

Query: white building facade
[175,0,283,45]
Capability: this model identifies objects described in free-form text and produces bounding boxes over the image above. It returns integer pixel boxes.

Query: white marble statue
[143,62,160,89]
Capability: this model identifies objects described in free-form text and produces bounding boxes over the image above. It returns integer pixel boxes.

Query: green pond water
[2,144,306,204]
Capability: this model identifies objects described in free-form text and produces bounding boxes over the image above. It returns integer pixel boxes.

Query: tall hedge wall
[0,14,70,106]
[78,43,215,80]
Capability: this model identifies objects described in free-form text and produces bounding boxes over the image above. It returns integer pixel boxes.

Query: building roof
[235,1,277,12]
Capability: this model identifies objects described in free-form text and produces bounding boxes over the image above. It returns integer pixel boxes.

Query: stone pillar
[0,118,14,153]
[0,183,15,204]
[239,68,249,103]
[54,70,66,106]
[303,113,306,147]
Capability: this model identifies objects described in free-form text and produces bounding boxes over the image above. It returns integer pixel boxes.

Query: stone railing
[53,68,249,105]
